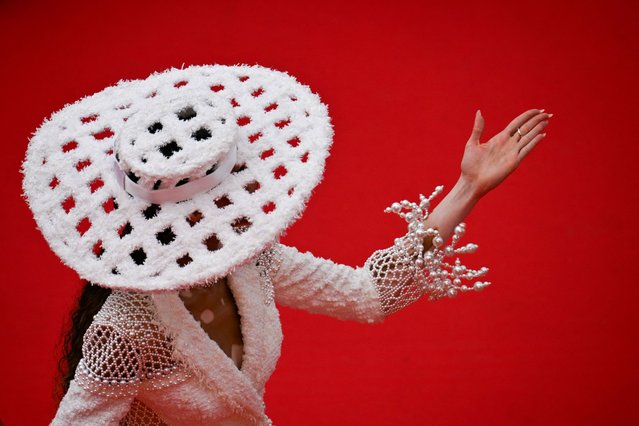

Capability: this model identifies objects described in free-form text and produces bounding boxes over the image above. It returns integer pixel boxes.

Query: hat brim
[22,65,333,291]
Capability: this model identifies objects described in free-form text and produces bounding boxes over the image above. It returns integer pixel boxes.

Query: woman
[22,64,551,425]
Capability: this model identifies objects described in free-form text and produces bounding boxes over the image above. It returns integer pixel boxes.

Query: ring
[516,127,523,138]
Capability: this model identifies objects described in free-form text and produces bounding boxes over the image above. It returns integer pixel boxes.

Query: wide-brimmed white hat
[22,64,333,291]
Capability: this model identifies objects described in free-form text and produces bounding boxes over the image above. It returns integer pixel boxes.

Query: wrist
[454,175,484,204]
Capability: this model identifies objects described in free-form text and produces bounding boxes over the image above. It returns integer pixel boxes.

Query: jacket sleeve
[270,244,387,324]
[268,187,491,323]
[51,322,140,425]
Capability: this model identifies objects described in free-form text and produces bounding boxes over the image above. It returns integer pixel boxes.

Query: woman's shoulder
[77,291,182,393]
[92,290,160,336]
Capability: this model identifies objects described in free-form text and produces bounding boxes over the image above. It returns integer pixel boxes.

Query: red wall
[1,0,637,424]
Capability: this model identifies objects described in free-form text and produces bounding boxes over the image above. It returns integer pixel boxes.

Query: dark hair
[55,281,111,400]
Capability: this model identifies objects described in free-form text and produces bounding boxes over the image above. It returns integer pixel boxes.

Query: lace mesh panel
[75,291,192,397]
[120,399,168,426]
[365,244,422,316]
[82,323,141,382]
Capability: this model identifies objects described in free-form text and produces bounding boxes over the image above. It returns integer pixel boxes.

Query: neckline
[174,277,248,373]
[149,280,268,421]
[178,277,245,369]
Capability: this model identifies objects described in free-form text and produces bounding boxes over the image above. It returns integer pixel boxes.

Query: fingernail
[548,113,554,118]
[539,109,545,112]
[542,133,547,137]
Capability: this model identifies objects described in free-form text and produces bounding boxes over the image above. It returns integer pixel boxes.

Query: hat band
[112,146,237,204]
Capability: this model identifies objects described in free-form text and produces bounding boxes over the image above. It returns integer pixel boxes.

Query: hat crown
[115,89,238,191]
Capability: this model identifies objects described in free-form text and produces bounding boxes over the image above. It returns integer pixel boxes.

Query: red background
[1,0,637,424]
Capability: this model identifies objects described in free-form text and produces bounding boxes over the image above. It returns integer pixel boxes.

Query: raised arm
[268,109,551,321]
[373,108,552,314]
[368,109,552,315]
[422,108,551,250]
[424,109,552,246]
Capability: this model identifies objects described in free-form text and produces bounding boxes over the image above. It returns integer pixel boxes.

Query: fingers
[468,110,485,145]
[518,112,551,136]
[517,132,546,162]
[504,109,543,136]
[518,117,549,147]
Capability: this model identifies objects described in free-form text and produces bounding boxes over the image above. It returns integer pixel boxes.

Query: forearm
[421,175,482,251]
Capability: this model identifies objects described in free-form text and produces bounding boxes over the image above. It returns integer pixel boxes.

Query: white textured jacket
[52,233,486,425]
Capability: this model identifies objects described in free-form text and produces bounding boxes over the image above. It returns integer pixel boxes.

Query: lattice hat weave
[22,65,333,291]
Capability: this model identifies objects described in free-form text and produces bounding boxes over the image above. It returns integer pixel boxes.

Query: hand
[460,109,552,197]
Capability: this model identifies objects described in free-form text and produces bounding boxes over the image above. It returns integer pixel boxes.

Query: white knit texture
[272,245,386,324]
[51,218,487,424]
[52,247,386,424]
[22,65,333,291]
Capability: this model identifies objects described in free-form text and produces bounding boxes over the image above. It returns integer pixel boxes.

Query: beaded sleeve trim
[365,185,491,316]
[256,243,283,305]
[75,291,193,397]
